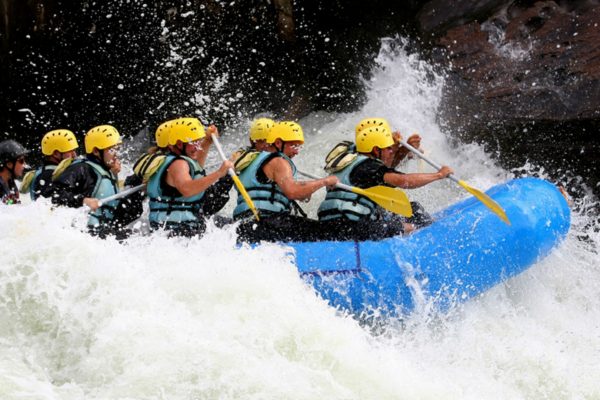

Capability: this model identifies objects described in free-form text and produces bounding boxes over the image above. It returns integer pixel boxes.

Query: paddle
[211,134,260,221]
[97,184,146,207]
[398,139,510,225]
[297,169,413,217]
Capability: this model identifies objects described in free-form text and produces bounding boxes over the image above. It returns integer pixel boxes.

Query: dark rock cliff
[425,0,600,195]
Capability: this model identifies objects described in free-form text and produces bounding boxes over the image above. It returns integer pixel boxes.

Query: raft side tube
[288,178,570,317]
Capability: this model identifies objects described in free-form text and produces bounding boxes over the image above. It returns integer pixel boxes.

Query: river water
[1,40,599,399]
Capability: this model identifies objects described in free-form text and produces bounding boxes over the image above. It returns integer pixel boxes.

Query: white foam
[1,38,599,399]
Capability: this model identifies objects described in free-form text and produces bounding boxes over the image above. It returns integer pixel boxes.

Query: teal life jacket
[233,152,296,219]
[29,164,57,201]
[317,155,380,222]
[146,154,206,227]
[84,160,120,228]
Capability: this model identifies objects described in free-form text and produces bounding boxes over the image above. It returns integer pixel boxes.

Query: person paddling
[21,129,79,200]
[51,125,144,239]
[235,121,338,243]
[146,117,234,237]
[0,140,29,205]
[317,117,453,240]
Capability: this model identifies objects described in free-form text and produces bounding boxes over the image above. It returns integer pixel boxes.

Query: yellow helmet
[266,121,304,144]
[155,119,175,148]
[168,117,206,145]
[249,118,275,142]
[41,129,79,155]
[84,125,122,154]
[355,125,394,153]
[354,118,392,136]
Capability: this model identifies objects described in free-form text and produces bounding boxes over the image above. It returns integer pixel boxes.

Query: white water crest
[2,39,600,399]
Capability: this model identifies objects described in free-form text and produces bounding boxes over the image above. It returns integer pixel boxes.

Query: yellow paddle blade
[19,170,36,193]
[232,174,260,221]
[351,186,413,217]
[457,180,510,225]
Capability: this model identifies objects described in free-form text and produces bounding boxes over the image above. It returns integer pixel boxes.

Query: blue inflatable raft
[287,178,570,317]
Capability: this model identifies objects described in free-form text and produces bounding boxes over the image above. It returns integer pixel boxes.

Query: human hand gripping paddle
[97,184,146,207]
[81,183,146,211]
[297,169,413,217]
[398,138,510,225]
[211,134,260,221]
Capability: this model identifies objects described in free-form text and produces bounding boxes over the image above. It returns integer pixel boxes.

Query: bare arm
[263,157,337,200]
[384,166,453,189]
[166,159,231,197]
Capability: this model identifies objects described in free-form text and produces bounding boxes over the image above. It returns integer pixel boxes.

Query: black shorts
[236,213,329,243]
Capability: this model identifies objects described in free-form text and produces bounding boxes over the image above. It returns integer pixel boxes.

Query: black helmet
[0,139,29,168]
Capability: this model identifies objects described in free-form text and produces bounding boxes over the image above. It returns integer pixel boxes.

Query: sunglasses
[16,157,25,164]
[288,144,303,151]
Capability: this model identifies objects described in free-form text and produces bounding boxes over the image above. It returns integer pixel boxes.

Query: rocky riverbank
[426,0,600,196]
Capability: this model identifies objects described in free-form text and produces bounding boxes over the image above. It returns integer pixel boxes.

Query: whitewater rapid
[1,40,599,399]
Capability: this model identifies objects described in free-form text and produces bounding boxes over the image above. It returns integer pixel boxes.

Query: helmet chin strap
[6,161,16,179]
[275,141,285,153]
[172,142,185,156]
[5,155,25,178]
[93,149,110,170]
[49,152,62,164]
[183,143,193,157]
[371,147,381,160]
